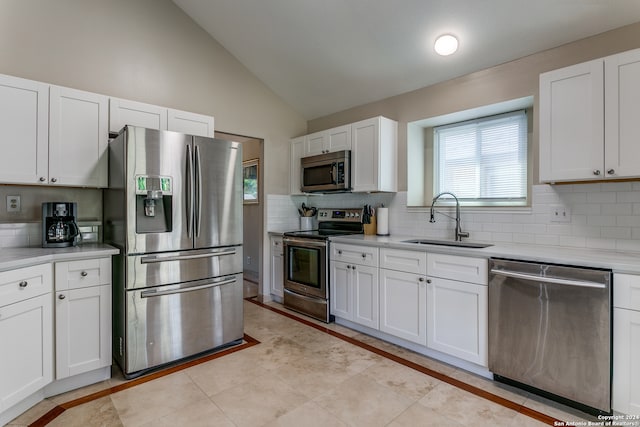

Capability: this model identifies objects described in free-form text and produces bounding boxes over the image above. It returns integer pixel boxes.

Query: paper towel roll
[376,207,389,236]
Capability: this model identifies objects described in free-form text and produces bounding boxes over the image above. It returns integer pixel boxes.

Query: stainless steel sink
[402,239,493,249]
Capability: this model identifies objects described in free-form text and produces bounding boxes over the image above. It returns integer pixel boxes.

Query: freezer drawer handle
[490,269,606,289]
[140,277,237,298]
[140,249,237,264]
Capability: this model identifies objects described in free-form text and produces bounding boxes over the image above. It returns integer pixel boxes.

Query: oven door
[283,236,327,299]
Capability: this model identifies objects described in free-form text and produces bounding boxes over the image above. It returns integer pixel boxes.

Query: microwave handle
[330,162,337,184]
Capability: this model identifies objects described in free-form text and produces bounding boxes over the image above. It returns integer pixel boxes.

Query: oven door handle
[283,237,327,248]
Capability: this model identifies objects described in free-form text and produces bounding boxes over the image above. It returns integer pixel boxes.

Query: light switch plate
[7,195,20,212]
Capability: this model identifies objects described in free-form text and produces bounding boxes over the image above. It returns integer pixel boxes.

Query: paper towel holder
[376,206,390,236]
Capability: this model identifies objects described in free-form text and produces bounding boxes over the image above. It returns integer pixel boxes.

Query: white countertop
[0,244,120,272]
[330,234,640,275]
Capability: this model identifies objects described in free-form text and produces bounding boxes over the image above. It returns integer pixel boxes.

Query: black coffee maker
[42,202,80,248]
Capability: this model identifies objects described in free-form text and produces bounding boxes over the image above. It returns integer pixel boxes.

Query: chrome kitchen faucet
[429,191,470,242]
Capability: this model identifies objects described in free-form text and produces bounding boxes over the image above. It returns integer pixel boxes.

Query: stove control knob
[354,213,360,218]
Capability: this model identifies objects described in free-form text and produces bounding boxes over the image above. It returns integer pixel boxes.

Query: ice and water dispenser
[135,175,173,233]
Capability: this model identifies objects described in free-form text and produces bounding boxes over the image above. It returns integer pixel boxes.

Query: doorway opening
[215,131,264,299]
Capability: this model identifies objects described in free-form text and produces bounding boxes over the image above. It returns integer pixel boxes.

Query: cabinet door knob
[338,250,342,255]
[352,266,356,270]
[81,271,88,277]
[347,265,351,269]
[593,170,601,176]
[51,177,57,182]
[58,294,66,300]
[39,177,46,182]
[418,277,425,282]
[19,281,28,288]
[361,253,366,258]
[607,169,615,175]
[427,279,432,284]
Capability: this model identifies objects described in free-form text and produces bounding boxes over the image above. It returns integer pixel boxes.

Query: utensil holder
[300,216,314,231]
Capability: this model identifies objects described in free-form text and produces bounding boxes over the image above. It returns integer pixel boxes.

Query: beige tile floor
[8,298,598,427]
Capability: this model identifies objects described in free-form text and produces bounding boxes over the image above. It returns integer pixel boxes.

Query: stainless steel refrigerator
[104,126,243,378]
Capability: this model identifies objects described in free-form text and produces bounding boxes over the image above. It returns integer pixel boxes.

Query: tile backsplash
[268,181,640,253]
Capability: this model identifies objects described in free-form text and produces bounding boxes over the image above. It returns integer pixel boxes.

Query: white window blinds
[434,110,527,205]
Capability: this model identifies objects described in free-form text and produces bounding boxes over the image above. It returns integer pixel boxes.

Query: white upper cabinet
[304,124,351,156]
[290,136,305,195]
[352,116,397,192]
[49,86,109,187]
[0,74,49,185]
[109,98,167,133]
[110,98,214,138]
[0,74,108,187]
[604,49,640,179]
[167,108,214,138]
[539,48,640,182]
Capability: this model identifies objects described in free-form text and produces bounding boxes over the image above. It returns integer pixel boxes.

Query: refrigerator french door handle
[195,144,202,238]
[186,144,194,238]
[140,249,237,263]
[140,276,237,298]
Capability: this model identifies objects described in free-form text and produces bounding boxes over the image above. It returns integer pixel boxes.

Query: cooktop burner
[284,208,364,240]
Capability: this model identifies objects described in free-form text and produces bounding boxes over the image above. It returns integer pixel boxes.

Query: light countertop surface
[0,244,119,272]
[330,234,640,275]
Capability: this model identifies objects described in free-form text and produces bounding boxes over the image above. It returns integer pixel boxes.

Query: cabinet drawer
[380,248,426,275]
[427,254,488,285]
[332,243,378,267]
[55,258,111,290]
[614,273,640,311]
[0,263,52,307]
[271,236,283,256]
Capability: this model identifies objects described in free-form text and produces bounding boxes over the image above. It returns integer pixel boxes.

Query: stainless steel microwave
[300,150,351,193]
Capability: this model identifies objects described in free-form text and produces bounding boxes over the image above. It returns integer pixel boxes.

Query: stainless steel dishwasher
[488,258,611,415]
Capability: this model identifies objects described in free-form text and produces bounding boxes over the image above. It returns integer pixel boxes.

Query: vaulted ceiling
[173,0,640,119]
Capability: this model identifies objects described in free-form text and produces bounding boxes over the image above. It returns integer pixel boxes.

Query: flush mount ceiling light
[434,34,458,56]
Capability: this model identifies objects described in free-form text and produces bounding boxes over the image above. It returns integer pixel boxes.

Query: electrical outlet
[7,195,20,212]
[246,256,251,265]
[550,204,571,222]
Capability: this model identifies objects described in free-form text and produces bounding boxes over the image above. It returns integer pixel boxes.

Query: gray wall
[0,0,306,200]
[307,21,640,191]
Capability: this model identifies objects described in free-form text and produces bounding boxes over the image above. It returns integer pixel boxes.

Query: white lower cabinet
[54,258,111,380]
[0,264,53,414]
[270,235,284,300]
[379,268,427,345]
[613,273,640,415]
[426,254,488,366]
[330,260,379,329]
[426,277,487,366]
[0,293,53,413]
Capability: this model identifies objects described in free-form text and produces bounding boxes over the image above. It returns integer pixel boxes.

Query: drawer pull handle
[58,294,66,300]
[19,281,28,288]
[81,271,88,277]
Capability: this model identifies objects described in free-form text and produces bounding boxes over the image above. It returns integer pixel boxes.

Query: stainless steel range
[283,208,364,322]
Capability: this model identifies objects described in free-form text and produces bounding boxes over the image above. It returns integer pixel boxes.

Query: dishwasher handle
[490,268,606,289]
